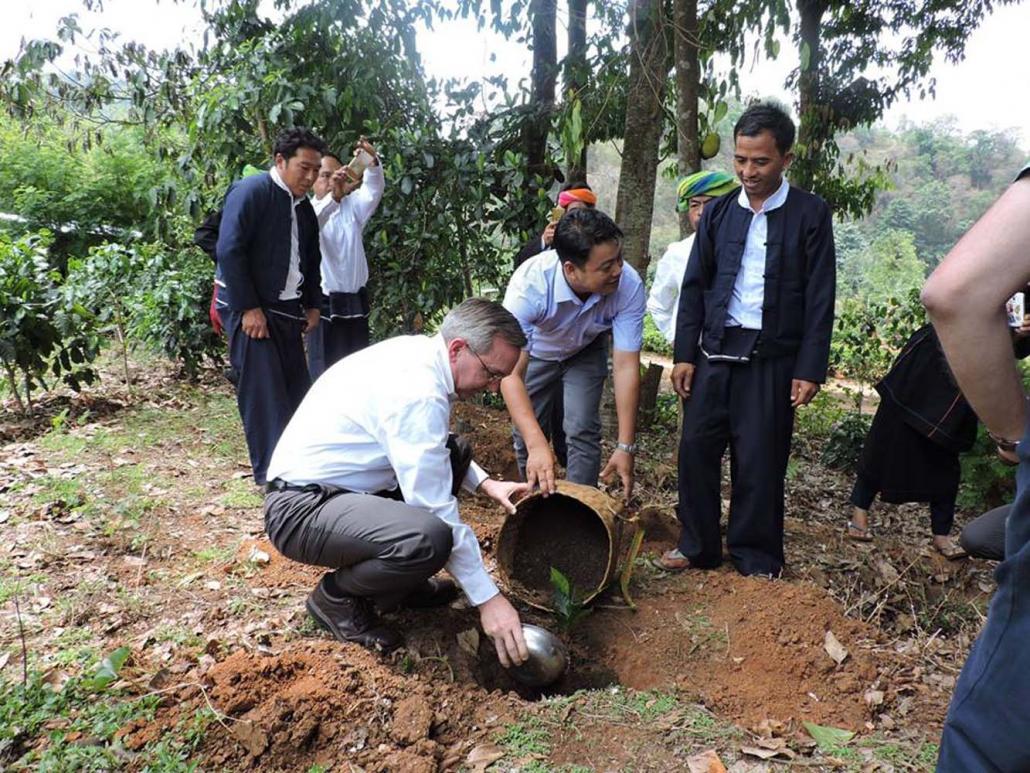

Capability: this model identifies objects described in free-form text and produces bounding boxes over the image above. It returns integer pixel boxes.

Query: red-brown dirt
[2,382,963,771]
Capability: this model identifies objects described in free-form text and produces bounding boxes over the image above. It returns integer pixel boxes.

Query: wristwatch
[615,441,638,455]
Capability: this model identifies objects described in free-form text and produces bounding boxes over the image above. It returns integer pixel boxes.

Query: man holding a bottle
[307,137,385,379]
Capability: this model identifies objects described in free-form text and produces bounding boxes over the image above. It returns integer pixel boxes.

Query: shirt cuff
[457,566,500,606]
[461,461,490,493]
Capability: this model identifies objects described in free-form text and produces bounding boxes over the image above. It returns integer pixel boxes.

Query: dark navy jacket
[672,184,836,383]
[215,172,322,313]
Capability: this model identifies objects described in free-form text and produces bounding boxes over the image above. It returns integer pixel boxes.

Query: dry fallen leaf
[466,743,505,772]
[741,744,796,760]
[457,628,480,658]
[824,630,849,665]
[864,689,885,707]
[687,748,727,773]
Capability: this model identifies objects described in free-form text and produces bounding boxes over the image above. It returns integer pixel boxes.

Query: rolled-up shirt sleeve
[612,273,646,352]
[375,397,499,605]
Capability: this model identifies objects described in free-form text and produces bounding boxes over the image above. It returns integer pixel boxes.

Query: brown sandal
[935,540,968,560]
[655,548,691,572]
[846,521,874,542]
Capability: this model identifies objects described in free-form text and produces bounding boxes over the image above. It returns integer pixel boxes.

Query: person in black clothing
[845,325,975,558]
[215,127,327,486]
[663,102,836,577]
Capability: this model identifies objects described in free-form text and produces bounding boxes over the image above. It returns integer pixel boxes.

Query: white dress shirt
[503,250,646,361]
[726,176,790,329]
[647,234,695,344]
[311,164,385,294]
[268,165,305,301]
[266,334,498,605]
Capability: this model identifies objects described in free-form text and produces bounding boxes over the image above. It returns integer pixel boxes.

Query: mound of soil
[577,569,899,730]
[190,643,522,771]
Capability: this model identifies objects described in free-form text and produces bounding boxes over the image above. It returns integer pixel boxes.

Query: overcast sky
[4,0,1028,146]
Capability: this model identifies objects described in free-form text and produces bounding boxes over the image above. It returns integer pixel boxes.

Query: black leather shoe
[305,581,403,653]
[401,577,459,609]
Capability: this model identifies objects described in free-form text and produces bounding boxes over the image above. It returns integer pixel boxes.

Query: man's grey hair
[439,297,527,353]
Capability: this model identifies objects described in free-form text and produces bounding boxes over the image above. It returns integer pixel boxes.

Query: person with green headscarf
[647,170,739,343]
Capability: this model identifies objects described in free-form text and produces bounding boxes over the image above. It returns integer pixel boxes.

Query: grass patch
[0,661,210,771]
[218,478,263,509]
[496,718,552,756]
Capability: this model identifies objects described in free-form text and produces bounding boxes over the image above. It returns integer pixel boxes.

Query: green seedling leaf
[803,722,855,752]
[88,646,131,691]
[550,566,570,597]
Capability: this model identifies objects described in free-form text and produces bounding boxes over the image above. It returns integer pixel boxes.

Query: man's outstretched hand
[478,594,529,668]
[479,478,532,514]
[600,448,635,501]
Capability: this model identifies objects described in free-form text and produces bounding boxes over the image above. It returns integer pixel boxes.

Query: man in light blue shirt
[502,208,645,498]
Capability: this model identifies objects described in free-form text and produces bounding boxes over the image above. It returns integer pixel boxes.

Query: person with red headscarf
[513,181,598,269]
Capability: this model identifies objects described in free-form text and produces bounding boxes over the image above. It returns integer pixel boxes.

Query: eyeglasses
[468,346,507,382]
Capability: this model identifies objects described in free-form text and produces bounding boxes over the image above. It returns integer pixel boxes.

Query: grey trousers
[263,436,469,609]
[512,334,608,486]
[960,504,1010,561]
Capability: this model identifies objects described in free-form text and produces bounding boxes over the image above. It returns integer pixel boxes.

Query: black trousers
[850,475,956,536]
[264,436,472,609]
[306,291,371,381]
[222,307,310,486]
[676,351,795,575]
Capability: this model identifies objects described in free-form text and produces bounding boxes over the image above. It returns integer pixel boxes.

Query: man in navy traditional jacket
[662,102,836,577]
[215,127,327,486]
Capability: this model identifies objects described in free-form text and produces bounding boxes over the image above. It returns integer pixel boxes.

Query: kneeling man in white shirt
[264,298,532,666]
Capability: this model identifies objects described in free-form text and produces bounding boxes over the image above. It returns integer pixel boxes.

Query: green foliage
[131,239,223,378]
[642,314,672,356]
[820,412,873,473]
[803,721,855,754]
[0,117,174,260]
[958,424,1017,511]
[85,646,131,692]
[495,719,551,757]
[0,230,98,412]
[0,656,207,770]
[65,242,139,386]
[794,390,846,443]
[549,567,592,632]
[858,229,925,304]
[830,288,926,403]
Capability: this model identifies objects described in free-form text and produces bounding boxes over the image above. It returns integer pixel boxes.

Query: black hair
[273,127,328,161]
[560,179,592,193]
[322,151,345,166]
[733,101,796,155]
[553,208,623,269]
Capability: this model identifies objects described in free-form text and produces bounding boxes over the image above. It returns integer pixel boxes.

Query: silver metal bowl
[508,624,568,687]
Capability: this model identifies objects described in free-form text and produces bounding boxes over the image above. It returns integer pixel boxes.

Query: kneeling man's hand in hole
[479,593,529,667]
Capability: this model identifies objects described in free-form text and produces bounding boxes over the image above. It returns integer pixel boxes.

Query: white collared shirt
[311,165,385,294]
[268,165,305,301]
[266,334,497,605]
[726,176,790,329]
[647,234,695,344]
[503,250,646,361]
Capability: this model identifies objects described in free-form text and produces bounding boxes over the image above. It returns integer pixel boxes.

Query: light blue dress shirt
[503,249,646,361]
[726,176,791,330]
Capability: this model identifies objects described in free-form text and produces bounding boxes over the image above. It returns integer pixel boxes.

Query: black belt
[265,478,319,494]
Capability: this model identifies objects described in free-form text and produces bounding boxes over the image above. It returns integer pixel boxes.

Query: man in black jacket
[215,127,327,486]
[662,102,836,577]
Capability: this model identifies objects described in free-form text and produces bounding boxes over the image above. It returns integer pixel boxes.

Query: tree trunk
[793,0,828,192]
[524,0,558,182]
[614,0,672,277]
[565,0,588,182]
[673,0,700,239]
[2,360,26,415]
